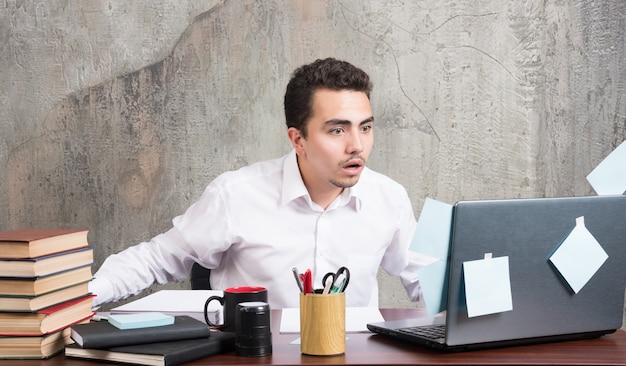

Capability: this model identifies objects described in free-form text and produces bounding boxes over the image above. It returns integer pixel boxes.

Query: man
[89,58,434,309]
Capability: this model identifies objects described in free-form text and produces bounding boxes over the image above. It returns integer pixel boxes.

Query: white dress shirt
[90,150,434,308]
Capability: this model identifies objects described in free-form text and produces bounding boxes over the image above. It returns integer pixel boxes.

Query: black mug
[204,286,268,332]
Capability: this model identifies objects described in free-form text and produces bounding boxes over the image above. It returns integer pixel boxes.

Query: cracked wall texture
[1,0,624,317]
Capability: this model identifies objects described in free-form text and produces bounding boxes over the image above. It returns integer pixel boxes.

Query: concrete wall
[1,0,624,323]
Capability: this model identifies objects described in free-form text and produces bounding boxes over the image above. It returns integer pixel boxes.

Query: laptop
[368,195,626,351]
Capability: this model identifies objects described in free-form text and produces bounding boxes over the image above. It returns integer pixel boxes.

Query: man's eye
[330,128,343,135]
[361,125,372,132]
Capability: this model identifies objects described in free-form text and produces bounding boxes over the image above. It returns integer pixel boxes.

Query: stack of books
[0,228,95,360]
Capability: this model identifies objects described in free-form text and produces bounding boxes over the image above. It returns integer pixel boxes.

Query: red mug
[204,286,268,332]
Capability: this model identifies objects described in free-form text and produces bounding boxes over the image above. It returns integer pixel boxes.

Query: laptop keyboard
[399,324,446,340]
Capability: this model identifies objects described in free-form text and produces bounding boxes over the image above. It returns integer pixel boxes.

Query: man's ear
[287,127,305,156]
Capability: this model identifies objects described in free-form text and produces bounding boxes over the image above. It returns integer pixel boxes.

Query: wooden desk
[3,308,626,365]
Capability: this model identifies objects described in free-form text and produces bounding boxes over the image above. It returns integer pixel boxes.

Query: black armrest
[190,263,211,290]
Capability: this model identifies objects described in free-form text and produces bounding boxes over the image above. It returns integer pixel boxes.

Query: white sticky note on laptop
[463,253,513,318]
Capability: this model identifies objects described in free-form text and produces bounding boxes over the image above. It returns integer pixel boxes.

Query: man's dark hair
[284,58,372,138]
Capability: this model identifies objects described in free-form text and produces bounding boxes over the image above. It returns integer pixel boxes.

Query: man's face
[288,88,374,203]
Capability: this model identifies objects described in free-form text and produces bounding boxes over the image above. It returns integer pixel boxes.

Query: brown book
[0,266,93,296]
[0,294,94,336]
[0,247,94,277]
[0,282,90,312]
[0,228,89,259]
[0,324,78,359]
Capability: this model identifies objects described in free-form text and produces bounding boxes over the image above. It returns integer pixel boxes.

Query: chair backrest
[190,263,211,290]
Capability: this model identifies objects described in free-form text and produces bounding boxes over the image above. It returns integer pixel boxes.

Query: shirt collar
[281,150,309,206]
[281,149,363,212]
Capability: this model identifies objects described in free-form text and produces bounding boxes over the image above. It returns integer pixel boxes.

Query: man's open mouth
[342,159,364,173]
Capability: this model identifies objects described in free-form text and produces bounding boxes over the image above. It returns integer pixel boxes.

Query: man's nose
[346,131,364,154]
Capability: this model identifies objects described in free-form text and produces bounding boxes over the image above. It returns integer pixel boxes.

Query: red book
[0,228,89,259]
[0,295,94,336]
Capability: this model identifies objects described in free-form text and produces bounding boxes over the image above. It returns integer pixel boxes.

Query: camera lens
[235,301,272,357]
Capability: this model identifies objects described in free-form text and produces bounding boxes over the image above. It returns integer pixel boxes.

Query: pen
[330,272,348,293]
[292,267,304,293]
[92,314,108,322]
[302,269,312,294]
[322,278,333,294]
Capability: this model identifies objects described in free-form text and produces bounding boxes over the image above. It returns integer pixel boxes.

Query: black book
[65,332,236,366]
[70,315,211,349]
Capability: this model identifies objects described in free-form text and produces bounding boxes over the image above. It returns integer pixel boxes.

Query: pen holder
[299,292,345,356]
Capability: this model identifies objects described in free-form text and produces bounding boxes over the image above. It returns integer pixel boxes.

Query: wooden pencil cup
[299,292,346,356]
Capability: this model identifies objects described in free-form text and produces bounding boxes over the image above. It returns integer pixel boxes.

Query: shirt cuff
[88,276,116,309]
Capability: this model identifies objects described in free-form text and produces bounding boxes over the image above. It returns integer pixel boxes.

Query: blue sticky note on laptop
[410,198,453,315]
[548,217,608,294]
[108,312,175,330]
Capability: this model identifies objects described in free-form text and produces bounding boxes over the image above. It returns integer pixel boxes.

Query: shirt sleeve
[90,181,232,307]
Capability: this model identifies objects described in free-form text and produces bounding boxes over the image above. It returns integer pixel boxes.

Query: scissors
[322,266,350,294]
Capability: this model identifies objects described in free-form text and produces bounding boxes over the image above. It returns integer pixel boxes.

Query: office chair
[190,263,211,290]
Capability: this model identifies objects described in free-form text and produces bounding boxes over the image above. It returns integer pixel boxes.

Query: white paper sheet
[110,289,223,323]
[279,307,384,333]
